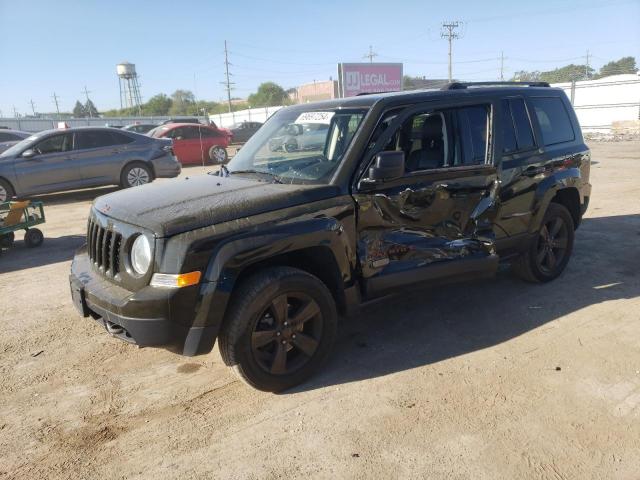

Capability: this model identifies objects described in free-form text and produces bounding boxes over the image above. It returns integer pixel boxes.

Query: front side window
[33,133,73,154]
[530,97,575,146]
[226,108,367,184]
[377,104,490,172]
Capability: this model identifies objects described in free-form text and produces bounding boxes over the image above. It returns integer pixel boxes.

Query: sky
[1,0,639,116]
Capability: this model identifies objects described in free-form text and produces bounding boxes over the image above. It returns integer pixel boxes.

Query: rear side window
[456,106,489,166]
[501,98,535,153]
[75,131,118,150]
[0,132,23,141]
[530,97,575,146]
[109,132,135,145]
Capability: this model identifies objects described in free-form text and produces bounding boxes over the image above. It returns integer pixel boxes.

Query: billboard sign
[338,63,403,97]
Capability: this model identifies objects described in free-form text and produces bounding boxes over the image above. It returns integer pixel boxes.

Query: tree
[85,99,99,117]
[72,100,86,118]
[144,93,173,115]
[539,64,594,83]
[169,89,196,115]
[248,82,289,107]
[596,56,638,78]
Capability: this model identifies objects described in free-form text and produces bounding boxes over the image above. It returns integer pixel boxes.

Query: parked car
[268,122,330,152]
[0,129,31,154]
[160,118,202,125]
[0,127,180,201]
[122,123,157,134]
[149,123,230,165]
[70,82,591,392]
[229,121,263,144]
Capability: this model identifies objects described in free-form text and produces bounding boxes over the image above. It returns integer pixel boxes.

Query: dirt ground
[1,142,639,480]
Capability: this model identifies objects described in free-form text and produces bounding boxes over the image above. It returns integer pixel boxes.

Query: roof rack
[441,81,551,90]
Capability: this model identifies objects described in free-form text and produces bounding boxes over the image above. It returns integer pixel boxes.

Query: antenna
[441,21,462,83]
[363,45,378,63]
[221,40,235,114]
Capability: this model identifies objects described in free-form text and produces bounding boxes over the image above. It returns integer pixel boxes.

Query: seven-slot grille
[87,218,122,276]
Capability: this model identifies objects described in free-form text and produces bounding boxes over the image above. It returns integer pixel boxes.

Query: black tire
[0,178,15,202]
[0,232,15,248]
[513,203,574,283]
[219,266,337,392]
[120,162,153,188]
[208,146,228,164]
[24,228,44,248]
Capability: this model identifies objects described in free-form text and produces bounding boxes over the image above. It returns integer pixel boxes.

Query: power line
[82,86,93,118]
[363,45,378,63]
[52,92,61,118]
[441,21,463,82]
[222,40,235,114]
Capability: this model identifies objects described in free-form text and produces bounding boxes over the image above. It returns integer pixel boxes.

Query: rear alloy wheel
[0,179,15,202]
[219,267,337,392]
[208,146,228,164]
[121,163,152,188]
[513,203,574,282]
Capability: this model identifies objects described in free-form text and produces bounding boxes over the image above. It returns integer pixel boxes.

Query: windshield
[225,107,367,184]
[0,134,38,157]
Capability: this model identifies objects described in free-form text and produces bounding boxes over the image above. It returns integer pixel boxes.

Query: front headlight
[130,235,152,275]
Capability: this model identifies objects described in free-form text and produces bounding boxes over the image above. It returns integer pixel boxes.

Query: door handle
[523,166,545,177]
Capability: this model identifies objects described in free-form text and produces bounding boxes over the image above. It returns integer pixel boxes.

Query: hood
[93,174,339,237]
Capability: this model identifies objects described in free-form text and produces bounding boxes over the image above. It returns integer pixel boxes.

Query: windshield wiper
[227,169,283,183]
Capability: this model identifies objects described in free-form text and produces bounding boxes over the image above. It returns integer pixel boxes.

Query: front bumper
[69,248,216,356]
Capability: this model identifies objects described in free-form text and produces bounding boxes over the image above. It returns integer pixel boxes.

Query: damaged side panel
[354,168,499,297]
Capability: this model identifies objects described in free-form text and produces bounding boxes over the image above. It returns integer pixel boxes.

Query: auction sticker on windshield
[295,111,335,124]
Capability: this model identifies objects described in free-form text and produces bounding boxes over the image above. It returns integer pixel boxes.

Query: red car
[149,123,231,165]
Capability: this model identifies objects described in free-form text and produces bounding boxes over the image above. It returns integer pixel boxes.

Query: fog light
[150,271,201,288]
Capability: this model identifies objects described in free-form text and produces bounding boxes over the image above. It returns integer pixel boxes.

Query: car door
[13,132,80,194]
[73,130,134,185]
[352,100,500,298]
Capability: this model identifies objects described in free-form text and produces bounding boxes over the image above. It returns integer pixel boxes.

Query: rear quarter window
[530,97,575,146]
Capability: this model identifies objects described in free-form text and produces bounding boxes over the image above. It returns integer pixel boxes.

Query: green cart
[0,200,45,250]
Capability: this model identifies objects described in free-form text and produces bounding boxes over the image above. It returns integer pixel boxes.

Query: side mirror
[286,124,303,136]
[367,151,405,182]
[22,149,36,159]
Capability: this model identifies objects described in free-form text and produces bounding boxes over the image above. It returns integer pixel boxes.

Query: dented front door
[353,101,500,298]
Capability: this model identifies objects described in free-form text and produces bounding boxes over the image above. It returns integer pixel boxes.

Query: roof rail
[441,81,551,90]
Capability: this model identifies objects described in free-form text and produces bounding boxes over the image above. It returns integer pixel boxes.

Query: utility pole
[82,86,92,118]
[13,105,18,118]
[584,50,591,80]
[222,40,234,114]
[363,45,378,63]
[441,21,462,83]
[52,92,61,118]
[30,99,36,117]
[499,51,505,81]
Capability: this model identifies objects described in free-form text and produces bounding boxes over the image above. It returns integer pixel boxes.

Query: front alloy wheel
[219,267,337,392]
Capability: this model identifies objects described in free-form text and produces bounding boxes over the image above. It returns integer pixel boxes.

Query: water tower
[117,62,143,112]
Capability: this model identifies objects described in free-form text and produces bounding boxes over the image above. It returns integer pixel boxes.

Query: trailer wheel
[24,228,44,248]
[0,232,14,248]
